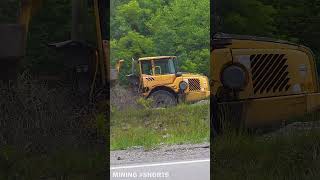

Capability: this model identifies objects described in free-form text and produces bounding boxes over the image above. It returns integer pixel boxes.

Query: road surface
[110,159,210,180]
[110,143,210,180]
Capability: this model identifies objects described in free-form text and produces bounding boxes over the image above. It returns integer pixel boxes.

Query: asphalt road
[110,143,210,180]
[110,159,210,180]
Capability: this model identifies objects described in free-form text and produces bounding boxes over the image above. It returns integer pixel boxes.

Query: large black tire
[149,90,177,108]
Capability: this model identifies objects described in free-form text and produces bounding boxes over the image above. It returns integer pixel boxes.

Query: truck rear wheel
[150,90,177,108]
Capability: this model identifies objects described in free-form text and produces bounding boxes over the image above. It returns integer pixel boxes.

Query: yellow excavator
[0,0,112,101]
[211,33,320,133]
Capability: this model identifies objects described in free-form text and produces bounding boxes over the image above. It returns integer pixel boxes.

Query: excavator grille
[188,79,201,91]
[250,54,291,95]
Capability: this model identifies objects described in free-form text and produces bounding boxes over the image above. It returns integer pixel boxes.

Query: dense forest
[214,0,320,68]
[110,0,210,81]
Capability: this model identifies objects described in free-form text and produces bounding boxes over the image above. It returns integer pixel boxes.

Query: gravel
[262,121,320,139]
[191,99,209,106]
[110,143,210,166]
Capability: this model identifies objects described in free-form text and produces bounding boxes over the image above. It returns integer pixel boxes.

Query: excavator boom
[18,0,42,36]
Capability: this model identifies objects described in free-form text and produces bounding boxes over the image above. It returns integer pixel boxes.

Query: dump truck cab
[211,33,320,130]
[128,56,210,107]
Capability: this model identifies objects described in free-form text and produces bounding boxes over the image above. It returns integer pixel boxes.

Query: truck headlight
[179,81,188,91]
[221,64,247,89]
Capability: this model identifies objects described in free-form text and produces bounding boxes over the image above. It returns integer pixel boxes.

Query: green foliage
[136,97,154,109]
[95,113,107,138]
[111,0,152,39]
[111,0,210,80]
[269,0,320,64]
[215,0,320,67]
[111,31,156,79]
[148,0,210,74]
[110,103,209,150]
[216,0,276,36]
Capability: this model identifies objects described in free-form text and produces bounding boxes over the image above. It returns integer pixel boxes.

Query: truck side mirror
[131,58,136,75]
[175,72,182,77]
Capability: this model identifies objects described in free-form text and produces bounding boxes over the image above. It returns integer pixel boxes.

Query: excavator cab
[138,56,178,76]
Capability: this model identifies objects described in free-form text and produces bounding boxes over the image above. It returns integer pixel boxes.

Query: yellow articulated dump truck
[124,56,210,107]
[211,33,320,132]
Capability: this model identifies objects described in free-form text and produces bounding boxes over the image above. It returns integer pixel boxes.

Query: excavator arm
[93,0,109,86]
[18,0,42,36]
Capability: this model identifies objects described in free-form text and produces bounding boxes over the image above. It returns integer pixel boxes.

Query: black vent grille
[188,79,201,91]
[250,54,291,94]
[146,77,154,81]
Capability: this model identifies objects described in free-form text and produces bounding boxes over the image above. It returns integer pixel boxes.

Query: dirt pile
[110,83,140,110]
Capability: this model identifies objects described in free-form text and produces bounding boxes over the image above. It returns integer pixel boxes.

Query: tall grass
[0,72,106,178]
[213,112,320,180]
[110,103,210,150]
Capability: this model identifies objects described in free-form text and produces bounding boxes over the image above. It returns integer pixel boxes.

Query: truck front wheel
[149,90,177,108]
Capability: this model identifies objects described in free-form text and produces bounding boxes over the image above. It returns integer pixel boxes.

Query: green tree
[111,31,156,82]
[215,0,276,37]
[148,0,210,74]
[111,0,210,77]
[111,0,155,40]
[268,0,320,50]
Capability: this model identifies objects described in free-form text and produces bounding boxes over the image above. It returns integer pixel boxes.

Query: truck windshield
[154,58,176,75]
[141,61,153,75]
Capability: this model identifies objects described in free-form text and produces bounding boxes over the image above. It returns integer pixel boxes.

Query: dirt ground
[110,83,140,110]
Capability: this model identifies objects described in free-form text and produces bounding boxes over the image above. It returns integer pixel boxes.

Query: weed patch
[110,103,210,150]
[0,73,106,178]
[213,113,320,180]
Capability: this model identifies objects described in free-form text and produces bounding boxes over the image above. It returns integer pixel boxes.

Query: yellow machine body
[211,34,320,128]
[137,56,210,103]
